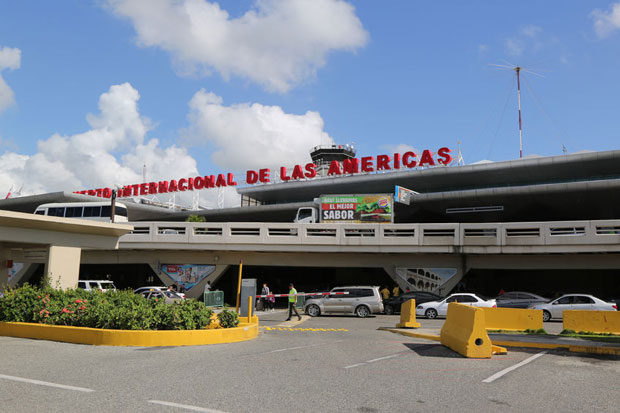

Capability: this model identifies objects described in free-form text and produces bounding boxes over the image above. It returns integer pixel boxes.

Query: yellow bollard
[235,260,243,314]
[248,295,253,321]
[396,299,421,328]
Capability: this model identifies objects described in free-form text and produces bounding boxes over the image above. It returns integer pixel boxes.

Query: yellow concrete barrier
[0,319,259,347]
[563,310,620,335]
[482,307,543,331]
[396,299,421,328]
[440,303,506,358]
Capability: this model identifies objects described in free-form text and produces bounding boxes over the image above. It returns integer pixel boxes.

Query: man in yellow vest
[380,286,390,300]
[286,283,302,321]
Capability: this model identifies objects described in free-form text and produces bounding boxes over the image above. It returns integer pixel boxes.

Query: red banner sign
[74,147,451,199]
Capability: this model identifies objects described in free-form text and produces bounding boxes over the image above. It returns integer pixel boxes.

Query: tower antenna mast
[515,66,523,158]
[489,61,543,159]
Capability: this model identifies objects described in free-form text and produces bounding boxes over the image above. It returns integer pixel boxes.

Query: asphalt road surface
[0,313,617,412]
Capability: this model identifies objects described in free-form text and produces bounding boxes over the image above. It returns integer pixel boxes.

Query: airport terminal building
[1,148,620,301]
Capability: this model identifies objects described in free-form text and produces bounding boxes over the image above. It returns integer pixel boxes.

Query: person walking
[261,283,270,312]
[285,283,302,321]
[392,285,400,297]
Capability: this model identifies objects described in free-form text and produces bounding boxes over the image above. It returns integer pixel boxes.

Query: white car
[133,286,186,299]
[531,294,617,321]
[415,293,496,319]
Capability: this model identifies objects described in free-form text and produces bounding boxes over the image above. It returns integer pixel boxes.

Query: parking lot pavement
[0,314,618,412]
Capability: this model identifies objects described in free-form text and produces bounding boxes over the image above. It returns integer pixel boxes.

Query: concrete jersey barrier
[396,299,421,328]
[482,307,543,331]
[563,310,620,335]
[440,303,494,358]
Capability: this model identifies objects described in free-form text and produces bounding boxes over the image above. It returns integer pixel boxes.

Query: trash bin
[204,290,224,307]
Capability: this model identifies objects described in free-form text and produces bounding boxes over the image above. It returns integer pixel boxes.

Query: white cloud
[521,25,542,37]
[0,83,238,208]
[0,46,21,114]
[504,38,525,57]
[185,89,334,170]
[591,2,620,38]
[105,0,368,92]
[478,44,489,54]
[503,25,554,58]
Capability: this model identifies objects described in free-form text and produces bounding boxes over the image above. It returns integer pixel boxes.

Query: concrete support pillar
[0,246,8,291]
[45,246,81,290]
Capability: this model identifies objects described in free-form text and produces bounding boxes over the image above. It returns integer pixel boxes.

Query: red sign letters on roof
[74,147,452,199]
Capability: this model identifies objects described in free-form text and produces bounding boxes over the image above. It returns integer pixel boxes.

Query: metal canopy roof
[237,150,620,204]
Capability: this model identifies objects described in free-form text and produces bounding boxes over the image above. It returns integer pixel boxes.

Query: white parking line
[482,350,548,383]
[148,400,227,412]
[366,354,401,363]
[265,340,345,355]
[0,373,95,392]
[344,353,403,369]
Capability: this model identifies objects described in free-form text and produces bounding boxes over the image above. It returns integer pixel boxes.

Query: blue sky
[1,1,619,203]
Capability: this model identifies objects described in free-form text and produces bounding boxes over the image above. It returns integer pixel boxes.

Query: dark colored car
[383,291,442,315]
[495,291,549,308]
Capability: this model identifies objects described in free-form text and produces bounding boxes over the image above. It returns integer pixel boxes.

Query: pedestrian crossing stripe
[265,327,348,332]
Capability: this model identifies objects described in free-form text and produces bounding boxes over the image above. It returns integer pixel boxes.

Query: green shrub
[0,284,218,330]
[217,309,239,328]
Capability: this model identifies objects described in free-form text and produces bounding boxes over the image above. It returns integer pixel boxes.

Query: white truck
[294,194,393,224]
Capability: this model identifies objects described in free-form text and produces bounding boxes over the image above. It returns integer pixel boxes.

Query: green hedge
[0,284,229,331]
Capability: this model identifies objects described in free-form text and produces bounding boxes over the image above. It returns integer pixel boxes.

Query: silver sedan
[531,294,617,321]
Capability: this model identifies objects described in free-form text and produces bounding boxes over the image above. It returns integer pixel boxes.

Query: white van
[34,202,129,222]
[77,280,117,292]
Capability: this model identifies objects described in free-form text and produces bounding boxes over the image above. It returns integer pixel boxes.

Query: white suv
[304,286,384,318]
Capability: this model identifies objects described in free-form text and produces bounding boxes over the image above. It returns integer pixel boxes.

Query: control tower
[310,144,357,176]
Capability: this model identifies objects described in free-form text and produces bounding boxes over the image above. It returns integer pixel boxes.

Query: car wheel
[355,305,370,318]
[425,308,438,319]
[306,304,321,317]
[384,304,394,315]
[542,310,551,322]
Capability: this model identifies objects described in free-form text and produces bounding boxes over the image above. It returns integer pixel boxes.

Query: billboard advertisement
[159,264,216,291]
[320,194,393,223]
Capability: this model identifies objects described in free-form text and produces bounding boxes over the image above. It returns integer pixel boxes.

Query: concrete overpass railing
[119,220,620,253]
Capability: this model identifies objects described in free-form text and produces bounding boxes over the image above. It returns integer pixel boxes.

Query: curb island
[0,316,259,347]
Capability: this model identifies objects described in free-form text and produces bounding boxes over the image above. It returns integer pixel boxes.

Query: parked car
[133,286,185,299]
[304,286,384,318]
[139,289,184,304]
[78,280,116,291]
[415,293,496,319]
[495,291,549,309]
[530,294,617,321]
[383,291,442,315]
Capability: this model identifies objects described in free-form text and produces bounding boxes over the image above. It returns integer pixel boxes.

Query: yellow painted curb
[381,327,619,356]
[0,320,259,347]
[379,327,441,342]
[491,339,620,356]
